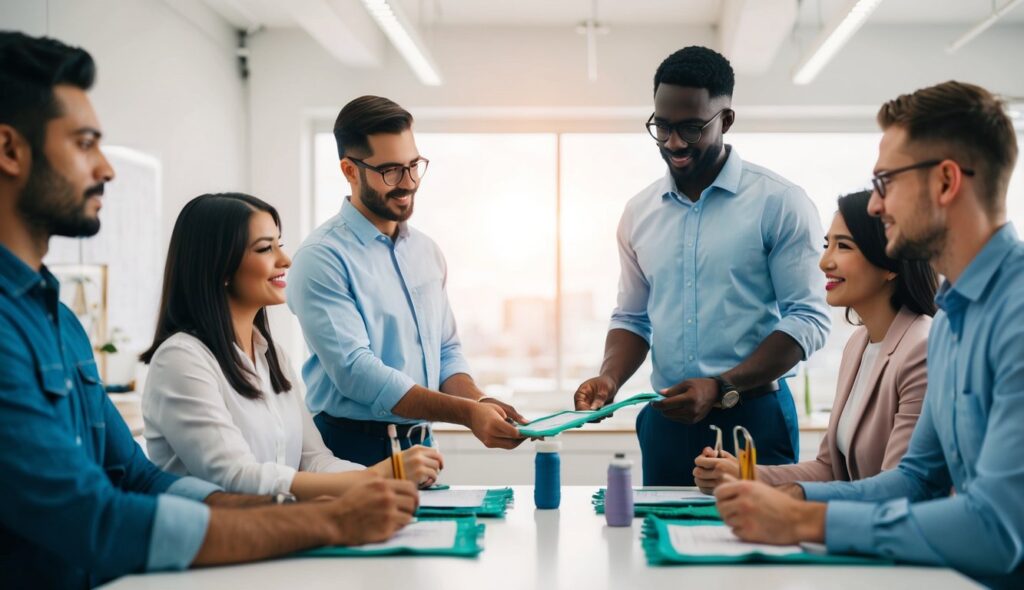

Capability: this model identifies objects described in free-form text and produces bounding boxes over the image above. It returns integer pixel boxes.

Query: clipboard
[518,393,662,438]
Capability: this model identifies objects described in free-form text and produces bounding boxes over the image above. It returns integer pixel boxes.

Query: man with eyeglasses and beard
[287,96,526,466]
[573,46,831,485]
[713,80,1024,590]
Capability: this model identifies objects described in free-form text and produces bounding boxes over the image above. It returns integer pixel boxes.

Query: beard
[18,152,103,238]
[887,185,946,261]
[660,135,725,189]
[359,172,415,222]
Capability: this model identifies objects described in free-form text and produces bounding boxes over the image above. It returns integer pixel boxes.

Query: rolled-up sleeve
[761,187,830,359]
[287,244,416,416]
[609,202,653,343]
[146,494,210,571]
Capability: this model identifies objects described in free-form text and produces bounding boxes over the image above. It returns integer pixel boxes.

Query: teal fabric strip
[416,488,514,518]
[301,517,484,558]
[641,516,891,566]
[592,488,719,519]
[518,393,662,437]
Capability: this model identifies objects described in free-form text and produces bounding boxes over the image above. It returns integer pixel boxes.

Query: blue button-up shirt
[0,244,219,589]
[802,223,1024,581]
[611,147,830,389]
[287,198,472,424]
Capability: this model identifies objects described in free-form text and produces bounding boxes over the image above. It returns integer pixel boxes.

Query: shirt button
[688,355,695,361]
[75,435,82,446]
[694,207,700,213]
[686,242,693,247]
[686,318,693,324]
[686,281,692,287]
[65,378,74,390]
[39,280,46,288]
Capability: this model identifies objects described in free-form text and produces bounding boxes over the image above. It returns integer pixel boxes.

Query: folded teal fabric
[518,393,662,437]
[592,488,722,519]
[302,517,484,558]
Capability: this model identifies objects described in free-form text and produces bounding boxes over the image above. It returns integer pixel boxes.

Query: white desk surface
[103,486,980,590]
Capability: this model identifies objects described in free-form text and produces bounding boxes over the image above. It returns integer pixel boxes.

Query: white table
[103,486,980,590]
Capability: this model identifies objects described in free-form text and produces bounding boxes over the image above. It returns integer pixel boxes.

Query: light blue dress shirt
[802,223,1024,580]
[611,147,831,390]
[287,198,472,424]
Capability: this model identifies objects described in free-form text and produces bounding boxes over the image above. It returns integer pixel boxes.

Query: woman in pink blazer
[694,190,938,490]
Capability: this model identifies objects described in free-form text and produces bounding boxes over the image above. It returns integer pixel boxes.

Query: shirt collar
[659,145,743,202]
[340,197,409,245]
[944,223,1018,304]
[0,243,50,298]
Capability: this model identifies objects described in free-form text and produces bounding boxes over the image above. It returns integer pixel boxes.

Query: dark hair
[141,193,291,399]
[332,95,413,159]
[0,31,96,153]
[653,46,734,98]
[877,81,1018,217]
[836,191,938,323]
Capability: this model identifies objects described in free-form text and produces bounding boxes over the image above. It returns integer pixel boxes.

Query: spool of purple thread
[605,452,634,526]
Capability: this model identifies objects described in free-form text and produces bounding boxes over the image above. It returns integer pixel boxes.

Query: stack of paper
[303,517,485,558]
[592,487,720,519]
[416,487,515,518]
[641,517,889,566]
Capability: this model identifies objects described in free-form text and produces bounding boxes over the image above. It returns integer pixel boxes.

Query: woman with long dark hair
[141,193,442,499]
[694,190,937,490]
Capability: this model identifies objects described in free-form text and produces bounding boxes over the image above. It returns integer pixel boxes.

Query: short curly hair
[653,46,734,99]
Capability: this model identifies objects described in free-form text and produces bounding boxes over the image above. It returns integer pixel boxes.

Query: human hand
[651,378,718,423]
[468,402,526,449]
[326,477,419,546]
[693,447,739,494]
[479,397,527,424]
[714,477,825,545]
[573,375,618,411]
[400,444,444,488]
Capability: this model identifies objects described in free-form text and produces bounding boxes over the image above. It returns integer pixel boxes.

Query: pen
[732,425,757,481]
[387,424,406,480]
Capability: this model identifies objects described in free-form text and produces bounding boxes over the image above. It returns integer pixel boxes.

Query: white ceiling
[205,0,1024,30]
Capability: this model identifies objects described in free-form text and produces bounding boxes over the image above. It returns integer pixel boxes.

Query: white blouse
[835,341,883,458]
[142,331,363,495]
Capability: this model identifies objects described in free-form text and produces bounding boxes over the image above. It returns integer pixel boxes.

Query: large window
[312,131,1024,414]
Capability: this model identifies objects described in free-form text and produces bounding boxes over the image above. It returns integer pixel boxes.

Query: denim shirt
[0,245,218,588]
[802,224,1024,583]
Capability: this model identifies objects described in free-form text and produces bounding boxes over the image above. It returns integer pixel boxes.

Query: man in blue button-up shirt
[287,96,525,467]
[573,47,830,485]
[0,32,419,588]
[715,82,1024,587]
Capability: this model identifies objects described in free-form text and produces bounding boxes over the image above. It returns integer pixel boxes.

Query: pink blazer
[759,307,931,484]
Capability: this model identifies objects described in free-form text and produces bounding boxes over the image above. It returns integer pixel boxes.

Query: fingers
[573,384,596,410]
[504,405,527,425]
[387,479,419,514]
[658,380,692,398]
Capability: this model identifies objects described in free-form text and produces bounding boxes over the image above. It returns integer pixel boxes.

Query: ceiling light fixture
[360,0,443,86]
[792,0,884,85]
[946,0,1024,54]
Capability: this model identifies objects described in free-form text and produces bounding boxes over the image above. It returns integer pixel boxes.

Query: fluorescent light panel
[360,0,443,86]
[793,0,883,85]
[947,0,1024,54]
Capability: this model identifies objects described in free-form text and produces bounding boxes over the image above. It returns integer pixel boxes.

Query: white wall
[1,0,249,251]
[246,21,1024,362]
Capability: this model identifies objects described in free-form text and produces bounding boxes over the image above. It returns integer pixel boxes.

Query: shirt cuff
[771,319,817,360]
[608,318,652,344]
[823,500,879,557]
[165,476,223,502]
[439,358,473,386]
[371,372,417,418]
[799,481,832,502]
[146,494,211,571]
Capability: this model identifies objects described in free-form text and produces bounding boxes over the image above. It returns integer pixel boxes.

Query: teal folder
[642,516,890,566]
[518,393,662,437]
[416,487,515,518]
[592,488,721,519]
[302,517,484,558]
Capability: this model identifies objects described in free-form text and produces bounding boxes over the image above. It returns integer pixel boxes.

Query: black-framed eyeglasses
[871,159,975,198]
[348,156,430,187]
[645,109,729,144]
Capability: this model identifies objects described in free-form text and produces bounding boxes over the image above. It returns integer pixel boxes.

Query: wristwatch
[712,376,741,409]
[272,492,297,505]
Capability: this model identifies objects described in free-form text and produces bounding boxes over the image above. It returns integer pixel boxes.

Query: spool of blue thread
[534,439,561,509]
[605,452,634,526]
